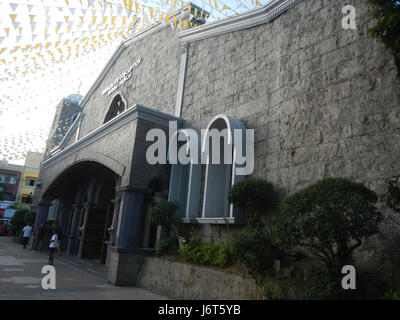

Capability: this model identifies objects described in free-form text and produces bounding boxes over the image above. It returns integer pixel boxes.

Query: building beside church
[17,151,44,206]
[0,162,24,205]
[33,0,400,297]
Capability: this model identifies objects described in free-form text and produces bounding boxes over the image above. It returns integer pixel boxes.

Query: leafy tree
[367,0,400,75]
[149,201,180,235]
[24,210,37,225]
[10,208,30,232]
[228,178,279,228]
[272,178,383,276]
[383,175,400,225]
[230,228,276,278]
[150,201,182,255]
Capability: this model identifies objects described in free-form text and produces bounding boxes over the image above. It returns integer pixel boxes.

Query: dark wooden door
[82,208,107,259]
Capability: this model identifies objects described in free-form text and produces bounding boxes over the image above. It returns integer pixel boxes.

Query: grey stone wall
[138,256,262,299]
[182,0,400,197]
[38,120,137,200]
[78,25,181,138]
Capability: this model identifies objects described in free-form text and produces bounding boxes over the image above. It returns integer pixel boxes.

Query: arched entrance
[40,161,119,263]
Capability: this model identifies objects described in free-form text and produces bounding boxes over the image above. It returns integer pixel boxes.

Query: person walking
[21,224,33,249]
[48,229,58,266]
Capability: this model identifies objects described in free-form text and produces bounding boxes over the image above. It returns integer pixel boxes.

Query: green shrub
[24,210,36,225]
[155,237,179,256]
[304,269,341,300]
[150,201,180,235]
[150,201,183,255]
[382,288,400,300]
[179,233,232,267]
[230,227,277,279]
[272,178,383,275]
[228,178,279,227]
[10,209,30,232]
[383,175,400,225]
[367,0,400,75]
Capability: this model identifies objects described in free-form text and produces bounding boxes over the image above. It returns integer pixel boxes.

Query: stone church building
[33,0,400,297]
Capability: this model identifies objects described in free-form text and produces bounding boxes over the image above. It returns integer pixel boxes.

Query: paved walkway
[0,237,167,300]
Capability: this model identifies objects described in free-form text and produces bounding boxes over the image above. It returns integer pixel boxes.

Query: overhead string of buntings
[0,0,265,163]
[0,0,263,80]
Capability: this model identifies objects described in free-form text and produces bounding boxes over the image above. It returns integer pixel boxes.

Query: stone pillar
[34,202,50,232]
[77,202,95,258]
[58,204,71,253]
[109,195,121,246]
[114,186,150,249]
[67,203,82,255]
[107,185,152,286]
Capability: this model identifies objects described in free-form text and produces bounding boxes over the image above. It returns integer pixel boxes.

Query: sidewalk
[0,237,167,300]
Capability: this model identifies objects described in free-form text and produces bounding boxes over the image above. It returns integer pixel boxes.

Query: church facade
[33,0,400,290]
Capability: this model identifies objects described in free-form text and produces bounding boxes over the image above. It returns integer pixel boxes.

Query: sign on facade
[102,58,142,96]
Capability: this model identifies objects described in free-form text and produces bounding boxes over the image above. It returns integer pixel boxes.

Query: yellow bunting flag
[9,14,17,23]
[220,4,229,12]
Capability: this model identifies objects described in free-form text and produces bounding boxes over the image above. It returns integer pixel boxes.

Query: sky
[0,0,269,165]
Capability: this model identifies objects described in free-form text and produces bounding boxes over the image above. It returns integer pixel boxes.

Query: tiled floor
[0,237,167,300]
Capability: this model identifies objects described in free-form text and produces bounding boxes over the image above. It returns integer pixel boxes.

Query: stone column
[114,186,150,249]
[58,204,71,253]
[77,202,96,258]
[67,203,82,255]
[109,195,121,246]
[34,202,50,232]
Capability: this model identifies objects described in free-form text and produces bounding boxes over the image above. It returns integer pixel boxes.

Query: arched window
[199,114,248,224]
[104,94,126,123]
[167,129,202,223]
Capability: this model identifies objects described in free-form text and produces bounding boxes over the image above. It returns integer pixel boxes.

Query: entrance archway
[41,161,118,263]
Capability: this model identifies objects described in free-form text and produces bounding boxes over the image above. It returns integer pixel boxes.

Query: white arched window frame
[167,129,202,223]
[198,114,247,224]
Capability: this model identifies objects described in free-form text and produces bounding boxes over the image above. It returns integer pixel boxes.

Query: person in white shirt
[21,224,33,249]
[48,229,58,266]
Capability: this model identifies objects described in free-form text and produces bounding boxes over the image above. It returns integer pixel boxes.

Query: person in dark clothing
[35,223,45,252]
[55,222,63,256]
